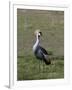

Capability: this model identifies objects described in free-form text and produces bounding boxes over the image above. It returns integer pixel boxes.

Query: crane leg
[42,60,44,73]
[39,60,40,73]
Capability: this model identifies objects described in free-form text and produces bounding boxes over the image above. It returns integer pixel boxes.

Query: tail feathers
[44,58,51,65]
[44,55,64,65]
[43,54,51,65]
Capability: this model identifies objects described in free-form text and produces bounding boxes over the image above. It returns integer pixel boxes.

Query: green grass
[17,9,64,80]
[17,54,64,80]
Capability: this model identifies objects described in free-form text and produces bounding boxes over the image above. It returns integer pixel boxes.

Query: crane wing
[34,46,51,65]
[39,46,48,55]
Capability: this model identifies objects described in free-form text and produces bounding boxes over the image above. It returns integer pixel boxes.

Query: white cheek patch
[38,33,40,36]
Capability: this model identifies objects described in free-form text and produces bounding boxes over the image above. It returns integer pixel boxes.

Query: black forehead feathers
[39,32,42,35]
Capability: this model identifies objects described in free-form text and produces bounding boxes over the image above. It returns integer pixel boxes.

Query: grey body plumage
[33,30,51,65]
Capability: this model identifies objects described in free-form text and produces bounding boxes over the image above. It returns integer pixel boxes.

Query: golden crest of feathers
[34,29,40,35]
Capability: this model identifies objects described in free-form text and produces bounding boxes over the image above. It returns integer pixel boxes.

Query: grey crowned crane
[33,30,51,65]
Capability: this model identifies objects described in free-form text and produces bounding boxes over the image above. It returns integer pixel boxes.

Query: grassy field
[17,9,64,80]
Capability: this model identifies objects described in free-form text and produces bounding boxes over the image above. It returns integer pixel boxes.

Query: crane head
[34,29,42,37]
